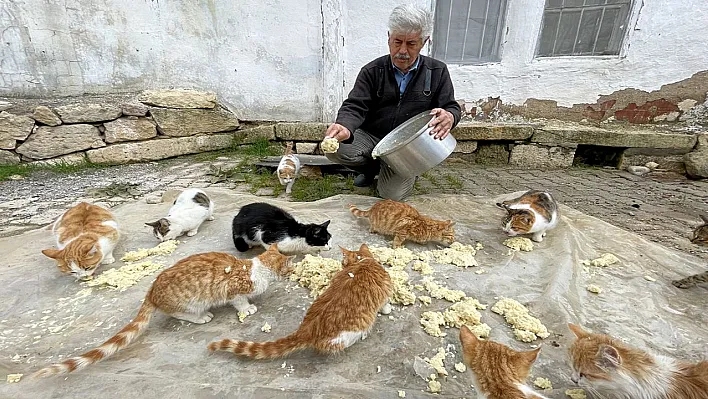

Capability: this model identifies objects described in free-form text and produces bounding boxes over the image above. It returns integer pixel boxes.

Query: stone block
[86,134,234,164]
[55,103,122,123]
[474,143,510,165]
[509,144,575,169]
[16,125,104,160]
[453,141,478,154]
[237,125,276,144]
[296,142,318,154]
[684,150,708,179]
[121,102,149,117]
[104,117,158,143]
[452,123,534,141]
[275,122,328,141]
[151,108,239,137]
[32,106,62,126]
[29,153,87,167]
[138,89,217,109]
[0,111,35,149]
[532,123,697,149]
[0,150,20,165]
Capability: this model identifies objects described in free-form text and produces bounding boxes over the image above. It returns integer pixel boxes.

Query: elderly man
[324,4,461,201]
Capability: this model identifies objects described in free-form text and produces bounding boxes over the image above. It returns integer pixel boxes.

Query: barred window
[432,0,508,64]
[537,0,633,57]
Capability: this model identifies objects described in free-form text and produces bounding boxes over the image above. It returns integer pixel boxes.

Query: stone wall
[0,90,706,179]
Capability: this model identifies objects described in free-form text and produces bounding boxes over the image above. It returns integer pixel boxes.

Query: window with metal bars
[537,0,633,57]
[432,0,508,64]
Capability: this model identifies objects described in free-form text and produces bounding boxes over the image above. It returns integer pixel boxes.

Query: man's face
[388,32,427,72]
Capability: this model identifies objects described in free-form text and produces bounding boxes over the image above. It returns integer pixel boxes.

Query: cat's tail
[284,141,294,156]
[349,204,370,218]
[208,331,308,360]
[32,299,157,378]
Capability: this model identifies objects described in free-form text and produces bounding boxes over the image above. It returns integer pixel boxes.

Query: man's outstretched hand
[325,123,351,142]
[428,108,454,140]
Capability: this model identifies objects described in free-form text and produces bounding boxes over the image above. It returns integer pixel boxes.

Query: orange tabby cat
[41,202,120,279]
[459,325,549,399]
[568,323,708,399]
[349,200,455,248]
[209,244,392,359]
[32,244,293,378]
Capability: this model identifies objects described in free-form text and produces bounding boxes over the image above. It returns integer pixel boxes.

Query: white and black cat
[146,188,215,241]
[232,202,331,254]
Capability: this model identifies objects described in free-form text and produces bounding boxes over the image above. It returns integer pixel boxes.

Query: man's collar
[391,56,420,74]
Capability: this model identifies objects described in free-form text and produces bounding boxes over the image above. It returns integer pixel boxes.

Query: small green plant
[290,174,373,202]
[444,174,464,189]
[240,138,283,157]
[0,160,106,182]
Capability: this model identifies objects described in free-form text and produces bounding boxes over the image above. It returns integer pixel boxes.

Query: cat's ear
[358,243,372,256]
[267,243,280,252]
[568,323,589,338]
[459,325,479,347]
[41,248,62,259]
[596,344,622,370]
[145,221,159,228]
[87,245,98,256]
[446,220,456,227]
[320,220,331,228]
[518,347,541,366]
[496,202,510,210]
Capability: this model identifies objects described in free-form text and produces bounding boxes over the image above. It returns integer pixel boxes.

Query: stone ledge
[86,134,235,165]
[532,122,697,149]
[275,122,328,141]
[236,125,276,144]
[452,122,535,141]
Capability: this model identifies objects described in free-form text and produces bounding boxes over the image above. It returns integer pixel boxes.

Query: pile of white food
[120,240,179,262]
[84,260,164,292]
[491,297,550,342]
[289,254,343,297]
[320,137,340,153]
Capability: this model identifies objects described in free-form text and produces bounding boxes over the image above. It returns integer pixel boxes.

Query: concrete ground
[1,153,706,261]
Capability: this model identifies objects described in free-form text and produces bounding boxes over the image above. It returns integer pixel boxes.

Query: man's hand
[325,123,351,142]
[428,108,454,140]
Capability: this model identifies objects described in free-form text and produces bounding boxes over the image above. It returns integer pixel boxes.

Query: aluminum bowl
[371,110,457,179]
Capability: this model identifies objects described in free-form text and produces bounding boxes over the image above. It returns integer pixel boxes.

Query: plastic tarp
[1,190,706,398]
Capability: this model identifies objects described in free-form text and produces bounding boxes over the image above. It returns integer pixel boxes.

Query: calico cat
[32,244,294,378]
[209,244,392,359]
[459,325,549,399]
[232,202,331,254]
[41,202,120,279]
[349,200,455,248]
[497,190,558,242]
[146,188,214,241]
[277,141,301,194]
[672,271,708,289]
[690,214,708,245]
[567,323,708,399]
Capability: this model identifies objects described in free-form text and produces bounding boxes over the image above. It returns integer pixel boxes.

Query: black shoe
[353,173,376,187]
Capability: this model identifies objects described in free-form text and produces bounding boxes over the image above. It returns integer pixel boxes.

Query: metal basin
[371,110,457,179]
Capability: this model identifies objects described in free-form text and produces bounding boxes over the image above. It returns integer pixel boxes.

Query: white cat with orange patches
[209,244,392,359]
[41,202,120,279]
[568,323,708,399]
[497,190,558,242]
[32,245,294,378]
[277,141,301,194]
[459,326,550,399]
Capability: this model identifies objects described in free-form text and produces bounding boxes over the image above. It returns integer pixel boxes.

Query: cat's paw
[186,229,198,237]
[380,303,392,315]
[242,304,258,315]
[531,233,544,242]
[200,312,214,323]
[207,215,215,221]
[102,255,116,265]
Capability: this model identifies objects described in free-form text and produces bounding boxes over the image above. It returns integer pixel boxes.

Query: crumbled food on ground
[582,253,620,267]
[289,254,342,297]
[398,390,406,398]
[466,323,491,339]
[386,268,416,305]
[454,362,466,372]
[503,237,534,252]
[644,275,657,282]
[534,377,553,390]
[261,322,271,332]
[475,242,484,250]
[411,260,434,275]
[320,137,340,153]
[422,277,466,302]
[427,374,442,394]
[565,388,587,399]
[238,311,247,323]
[424,348,448,376]
[586,284,602,294]
[420,242,478,267]
[491,298,550,342]
[474,269,487,274]
[420,311,447,337]
[370,246,418,269]
[418,296,432,305]
[442,297,486,328]
[6,373,22,383]
[120,240,179,262]
[83,260,164,291]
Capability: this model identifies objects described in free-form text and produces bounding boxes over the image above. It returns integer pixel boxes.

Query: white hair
[388,4,433,40]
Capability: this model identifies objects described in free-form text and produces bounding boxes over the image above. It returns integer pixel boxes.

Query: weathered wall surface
[0,0,323,121]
